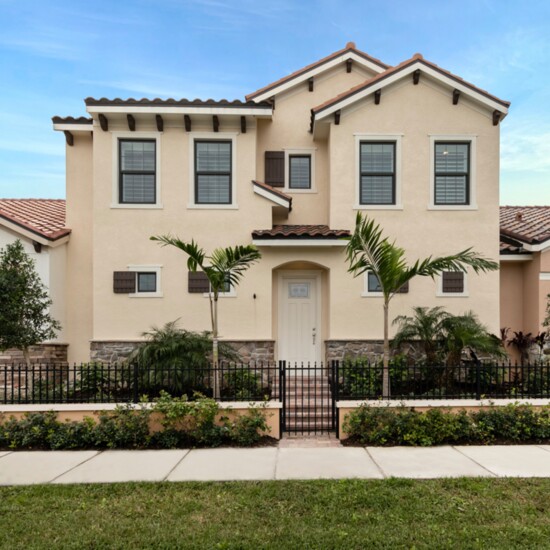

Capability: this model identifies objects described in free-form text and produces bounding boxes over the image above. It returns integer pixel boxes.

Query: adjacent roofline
[311,54,510,131]
[245,42,389,102]
[500,227,550,247]
[0,213,70,245]
[52,116,93,125]
[52,116,93,133]
[252,181,292,210]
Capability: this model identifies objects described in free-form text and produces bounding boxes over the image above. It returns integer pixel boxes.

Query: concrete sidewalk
[1,444,550,485]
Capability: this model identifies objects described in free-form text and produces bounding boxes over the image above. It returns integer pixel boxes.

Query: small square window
[289,155,311,189]
[367,272,382,292]
[137,272,157,293]
[441,271,465,294]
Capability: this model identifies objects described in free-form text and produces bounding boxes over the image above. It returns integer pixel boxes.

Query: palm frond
[150,235,206,271]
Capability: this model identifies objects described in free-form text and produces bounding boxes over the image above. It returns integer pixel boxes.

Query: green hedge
[343,403,550,446]
[0,393,271,450]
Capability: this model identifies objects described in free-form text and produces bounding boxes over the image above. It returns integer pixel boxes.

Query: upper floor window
[359,142,396,205]
[434,142,470,205]
[288,155,311,189]
[119,140,156,204]
[195,140,232,204]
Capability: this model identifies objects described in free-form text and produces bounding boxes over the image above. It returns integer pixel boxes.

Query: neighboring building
[0,199,69,362]
[53,42,510,364]
[500,206,550,336]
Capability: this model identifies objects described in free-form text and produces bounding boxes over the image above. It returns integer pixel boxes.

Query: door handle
[312,328,316,345]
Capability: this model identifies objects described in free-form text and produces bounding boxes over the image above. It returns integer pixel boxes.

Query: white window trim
[429,135,477,211]
[354,134,403,210]
[283,148,317,194]
[127,264,163,298]
[436,271,469,298]
[361,271,383,297]
[188,132,238,209]
[111,132,163,209]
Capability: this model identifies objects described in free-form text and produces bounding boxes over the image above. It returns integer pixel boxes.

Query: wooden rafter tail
[334,110,341,125]
[98,114,108,131]
[213,115,219,132]
[155,114,164,132]
[346,58,352,73]
[240,116,246,134]
[453,89,460,105]
[493,110,502,126]
[413,69,420,85]
[308,77,314,92]
[63,131,74,146]
[184,114,192,132]
[374,89,381,105]
[127,114,136,131]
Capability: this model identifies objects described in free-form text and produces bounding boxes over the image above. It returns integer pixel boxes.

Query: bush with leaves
[129,321,238,398]
[343,403,550,446]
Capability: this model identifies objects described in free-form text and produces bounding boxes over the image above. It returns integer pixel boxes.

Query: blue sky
[0,0,548,204]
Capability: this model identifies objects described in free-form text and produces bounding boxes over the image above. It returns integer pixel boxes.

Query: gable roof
[311,53,510,131]
[246,42,389,102]
[0,199,70,242]
[500,206,550,248]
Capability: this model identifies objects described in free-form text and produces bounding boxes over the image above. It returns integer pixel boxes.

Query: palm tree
[442,311,505,367]
[392,306,450,366]
[345,213,499,397]
[150,236,261,398]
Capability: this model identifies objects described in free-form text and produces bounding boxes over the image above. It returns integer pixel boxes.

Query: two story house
[53,42,510,364]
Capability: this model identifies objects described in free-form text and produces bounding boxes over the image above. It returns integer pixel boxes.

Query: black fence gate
[279,361,337,435]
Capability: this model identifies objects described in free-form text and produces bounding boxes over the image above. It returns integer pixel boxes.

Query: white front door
[279,275,321,364]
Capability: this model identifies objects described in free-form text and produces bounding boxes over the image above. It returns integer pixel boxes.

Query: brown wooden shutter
[113,271,136,293]
[396,281,409,293]
[188,271,210,293]
[442,272,464,293]
[265,151,284,187]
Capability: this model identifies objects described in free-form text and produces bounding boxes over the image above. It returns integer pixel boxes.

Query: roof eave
[313,59,510,124]
[246,49,389,103]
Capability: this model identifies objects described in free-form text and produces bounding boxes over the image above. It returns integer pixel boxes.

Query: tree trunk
[383,302,390,398]
[212,294,220,399]
[22,348,31,368]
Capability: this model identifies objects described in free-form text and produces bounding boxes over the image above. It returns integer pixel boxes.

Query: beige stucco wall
[62,61,503,361]
[500,261,525,336]
[500,252,550,344]
[65,133,94,362]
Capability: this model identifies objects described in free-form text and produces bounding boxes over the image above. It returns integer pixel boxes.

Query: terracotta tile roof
[252,225,350,240]
[252,180,292,203]
[245,42,389,101]
[500,206,550,245]
[311,53,510,124]
[51,116,93,125]
[85,97,271,108]
[0,199,70,241]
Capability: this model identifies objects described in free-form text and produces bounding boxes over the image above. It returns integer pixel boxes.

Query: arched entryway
[273,261,329,364]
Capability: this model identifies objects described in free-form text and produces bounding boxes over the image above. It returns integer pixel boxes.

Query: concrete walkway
[2,444,550,485]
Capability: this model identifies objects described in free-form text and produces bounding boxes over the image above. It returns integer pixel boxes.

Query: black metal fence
[336,360,550,400]
[1,360,550,406]
[0,362,280,405]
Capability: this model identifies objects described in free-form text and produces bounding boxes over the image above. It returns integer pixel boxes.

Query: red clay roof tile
[245,43,389,101]
[252,225,350,239]
[0,199,69,241]
[500,206,550,245]
[311,54,510,123]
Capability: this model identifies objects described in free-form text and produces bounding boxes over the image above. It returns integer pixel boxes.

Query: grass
[1,479,550,549]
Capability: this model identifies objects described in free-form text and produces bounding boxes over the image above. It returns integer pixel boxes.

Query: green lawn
[1,479,550,549]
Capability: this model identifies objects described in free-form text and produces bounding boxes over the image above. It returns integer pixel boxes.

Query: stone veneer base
[0,344,68,365]
[90,340,276,363]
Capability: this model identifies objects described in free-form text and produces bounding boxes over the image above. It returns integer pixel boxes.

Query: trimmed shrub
[343,403,550,446]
